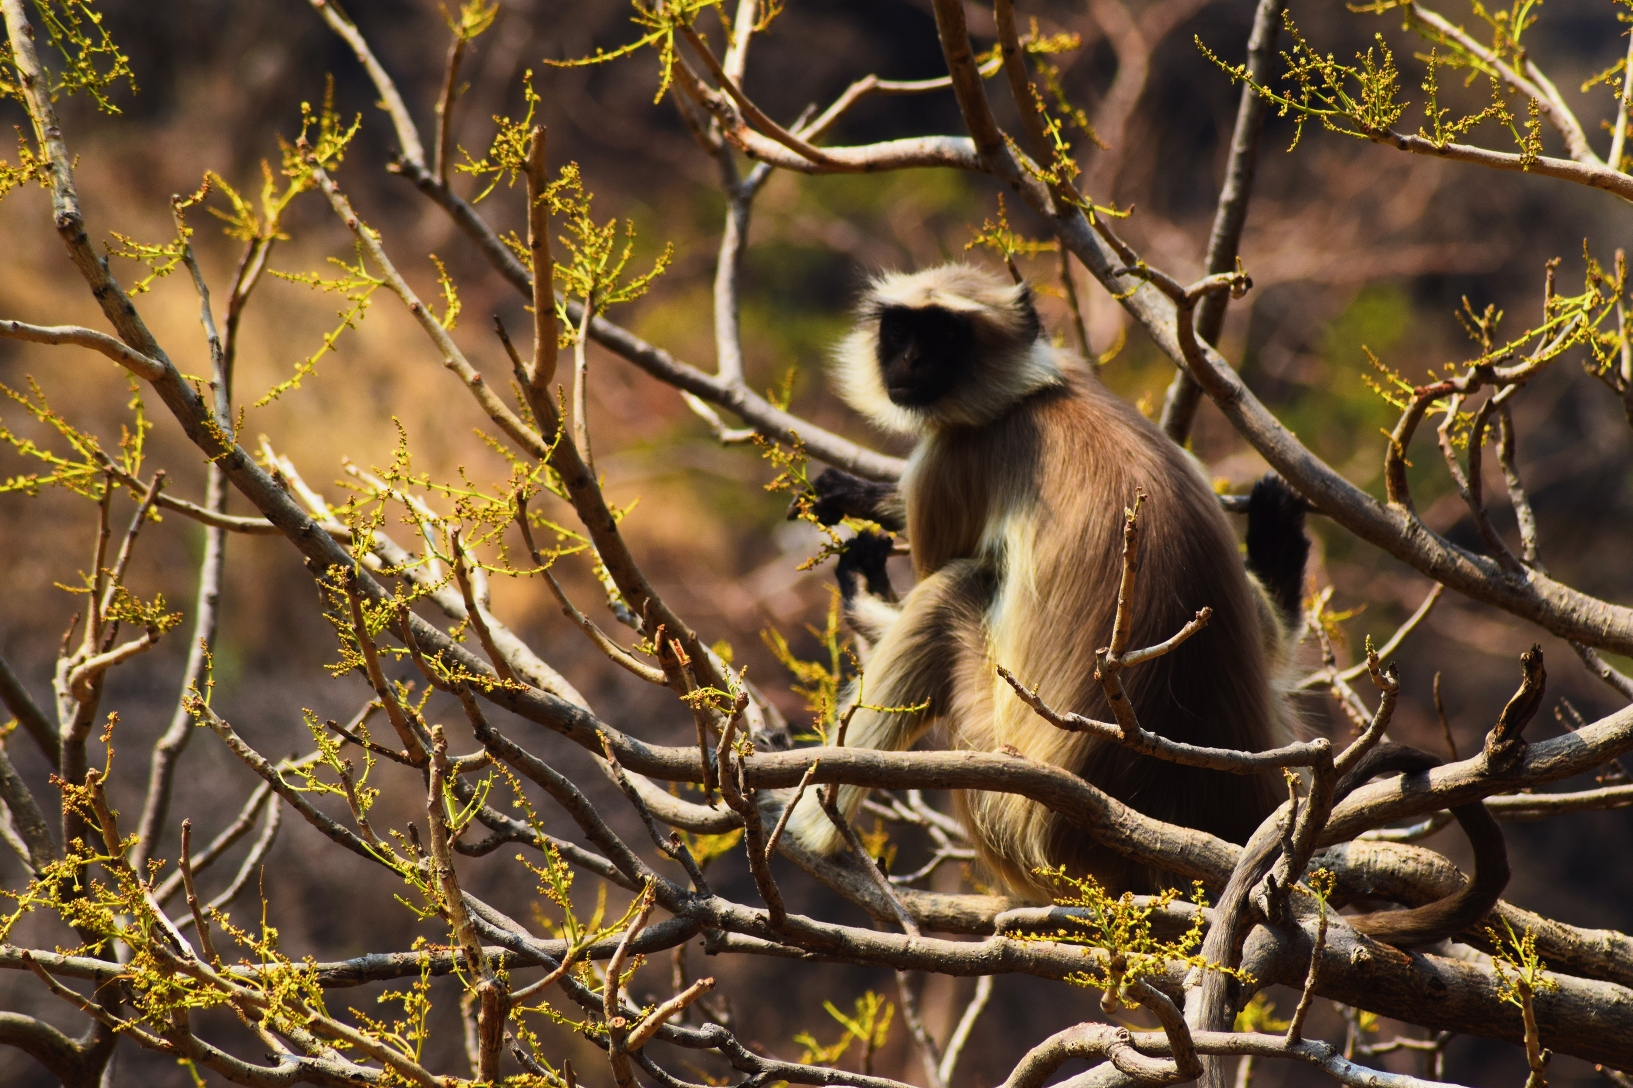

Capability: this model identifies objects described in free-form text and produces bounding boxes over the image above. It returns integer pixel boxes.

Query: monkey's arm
[803,468,906,531]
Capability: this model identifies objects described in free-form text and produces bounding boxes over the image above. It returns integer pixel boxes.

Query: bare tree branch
[0,650,57,767]
[0,320,165,380]
[1160,0,1280,440]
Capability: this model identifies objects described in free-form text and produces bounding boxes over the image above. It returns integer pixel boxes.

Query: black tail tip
[1245,472,1310,628]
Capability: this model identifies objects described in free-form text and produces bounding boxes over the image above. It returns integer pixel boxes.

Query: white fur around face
[830,263,1067,435]
[866,263,1032,317]
[832,323,922,435]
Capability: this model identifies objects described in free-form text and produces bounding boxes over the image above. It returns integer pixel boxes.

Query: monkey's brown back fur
[908,362,1289,895]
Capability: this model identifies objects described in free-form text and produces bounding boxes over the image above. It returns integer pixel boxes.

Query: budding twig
[178,821,218,965]
[820,782,919,938]
[451,530,516,686]
[1000,665,1329,774]
[343,579,428,764]
[764,759,820,861]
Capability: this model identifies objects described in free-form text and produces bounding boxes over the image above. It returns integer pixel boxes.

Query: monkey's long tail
[1211,742,1509,951]
[1193,741,1508,1084]
[1340,744,1510,947]
[1244,472,1311,632]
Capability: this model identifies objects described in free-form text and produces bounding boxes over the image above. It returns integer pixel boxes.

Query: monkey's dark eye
[877,309,911,353]
[914,307,973,354]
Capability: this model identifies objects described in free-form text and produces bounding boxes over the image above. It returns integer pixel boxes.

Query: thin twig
[1160,0,1281,442]
[1496,406,1543,567]
[433,30,466,184]
[175,793,281,935]
[515,499,666,686]
[343,579,428,763]
[1001,665,1329,774]
[896,971,947,1088]
[938,974,992,1085]
[764,759,820,860]
[679,23,840,167]
[1285,897,1328,1045]
[1299,585,1444,689]
[1434,672,1458,760]
[598,732,712,895]
[451,532,517,685]
[177,820,219,964]
[1058,247,1090,357]
[152,781,275,906]
[820,783,919,937]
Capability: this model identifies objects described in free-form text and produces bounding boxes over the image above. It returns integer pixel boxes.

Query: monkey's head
[832,263,1064,434]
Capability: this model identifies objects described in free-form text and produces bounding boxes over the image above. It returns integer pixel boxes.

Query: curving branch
[0,319,165,380]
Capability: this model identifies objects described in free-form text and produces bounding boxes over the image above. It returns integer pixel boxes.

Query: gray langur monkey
[784,261,1299,898]
[785,263,1510,948]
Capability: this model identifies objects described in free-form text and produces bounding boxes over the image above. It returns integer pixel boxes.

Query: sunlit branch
[1297,584,1443,690]
[0,320,164,380]
[304,0,426,166]
[1400,0,1598,165]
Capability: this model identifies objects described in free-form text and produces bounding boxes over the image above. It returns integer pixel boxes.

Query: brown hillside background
[3,1,1633,1084]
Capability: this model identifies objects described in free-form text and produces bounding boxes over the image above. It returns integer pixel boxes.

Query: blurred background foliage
[4,0,1633,1084]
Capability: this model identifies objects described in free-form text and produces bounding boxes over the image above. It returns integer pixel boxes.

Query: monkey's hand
[836,529,897,605]
[796,468,907,531]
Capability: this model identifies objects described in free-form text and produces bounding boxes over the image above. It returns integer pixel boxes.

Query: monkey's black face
[875,305,975,407]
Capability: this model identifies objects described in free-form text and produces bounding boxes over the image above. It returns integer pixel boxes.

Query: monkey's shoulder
[906,378,1197,498]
